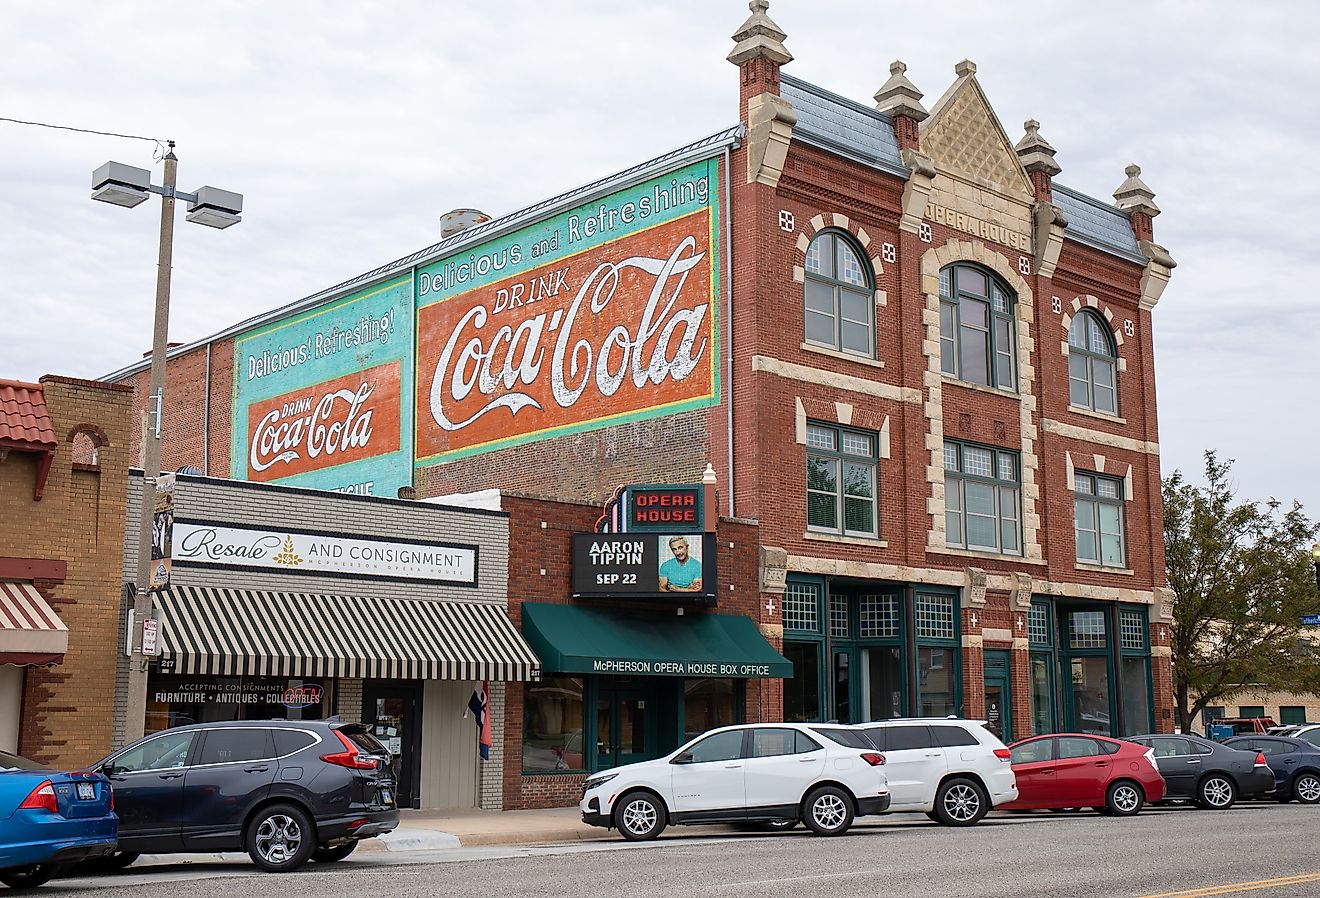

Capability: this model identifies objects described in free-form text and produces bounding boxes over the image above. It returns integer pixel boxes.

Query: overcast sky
[4,1,1317,517]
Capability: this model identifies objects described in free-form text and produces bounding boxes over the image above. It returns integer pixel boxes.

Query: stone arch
[1060,295,1127,373]
[67,423,110,468]
[918,239,1042,563]
[791,212,887,307]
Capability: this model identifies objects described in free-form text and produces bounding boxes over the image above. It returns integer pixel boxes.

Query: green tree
[1165,451,1320,732]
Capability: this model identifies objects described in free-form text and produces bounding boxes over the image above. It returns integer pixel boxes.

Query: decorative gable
[921,61,1032,198]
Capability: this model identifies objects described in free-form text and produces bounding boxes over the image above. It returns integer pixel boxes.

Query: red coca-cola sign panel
[415,209,716,461]
[246,361,402,481]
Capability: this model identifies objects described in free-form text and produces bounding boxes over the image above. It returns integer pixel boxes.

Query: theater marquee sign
[170,520,477,584]
[414,158,721,463]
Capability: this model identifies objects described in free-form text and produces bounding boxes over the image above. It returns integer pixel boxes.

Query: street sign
[1301,614,1320,626]
[141,618,159,656]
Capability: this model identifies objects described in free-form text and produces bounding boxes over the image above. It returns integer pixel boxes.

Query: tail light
[1254,752,1268,768]
[18,780,59,813]
[860,752,886,767]
[109,786,114,811]
[993,748,1012,761]
[321,730,378,770]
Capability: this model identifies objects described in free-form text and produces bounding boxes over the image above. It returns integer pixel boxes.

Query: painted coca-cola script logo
[246,361,402,480]
[415,209,716,460]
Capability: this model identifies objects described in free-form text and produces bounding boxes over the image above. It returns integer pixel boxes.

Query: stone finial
[874,60,928,122]
[1113,163,1161,216]
[728,0,793,66]
[955,59,977,77]
[1015,119,1061,177]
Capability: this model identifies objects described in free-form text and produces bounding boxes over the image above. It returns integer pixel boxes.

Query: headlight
[584,773,618,791]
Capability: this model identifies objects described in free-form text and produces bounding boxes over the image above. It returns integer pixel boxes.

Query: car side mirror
[671,751,694,765]
[100,761,119,776]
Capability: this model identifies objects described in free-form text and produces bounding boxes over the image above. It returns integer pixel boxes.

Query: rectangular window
[1120,656,1151,736]
[918,647,955,717]
[1030,653,1054,735]
[784,582,821,633]
[784,642,822,723]
[1069,610,1108,649]
[1119,609,1146,650]
[807,423,878,538]
[1028,603,1051,646]
[1074,472,1126,567]
[522,675,585,773]
[915,594,955,639]
[829,594,850,638]
[859,594,899,638]
[1238,705,1265,718]
[944,441,1021,555]
[1280,706,1308,725]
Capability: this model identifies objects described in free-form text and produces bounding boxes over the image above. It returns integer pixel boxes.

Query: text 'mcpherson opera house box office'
[103,3,1179,804]
[121,472,540,810]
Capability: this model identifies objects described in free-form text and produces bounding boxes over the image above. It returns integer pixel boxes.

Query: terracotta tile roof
[0,379,57,450]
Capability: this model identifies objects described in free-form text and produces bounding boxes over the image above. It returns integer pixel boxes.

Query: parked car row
[580,719,1320,841]
[1,719,400,888]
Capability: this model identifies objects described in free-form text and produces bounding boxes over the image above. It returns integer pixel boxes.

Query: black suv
[91,720,398,872]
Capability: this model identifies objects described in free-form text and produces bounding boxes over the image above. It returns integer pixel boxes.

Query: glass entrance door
[595,683,655,770]
[363,680,422,808]
[983,650,1012,743]
[1061,608,1115,736]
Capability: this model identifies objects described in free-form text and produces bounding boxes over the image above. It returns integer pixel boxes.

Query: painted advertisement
[414,158,720,464]
[232,276,413,497]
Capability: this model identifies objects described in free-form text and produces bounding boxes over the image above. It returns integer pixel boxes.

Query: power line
[0,116,168,159]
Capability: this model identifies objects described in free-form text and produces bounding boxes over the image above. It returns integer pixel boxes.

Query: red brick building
[103,2,1176,799]
[0,376,132,765]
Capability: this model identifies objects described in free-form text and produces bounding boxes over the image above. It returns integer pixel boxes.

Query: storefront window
[783,642,821,722]
[145,674,330,733]
[1071,656,1111,735]
[1120,657,1151,736]
[917,647,955,717]
[522,675,585,772]
[863,646,902,720]
[1030,654,1054,736]
[684,679,736,741]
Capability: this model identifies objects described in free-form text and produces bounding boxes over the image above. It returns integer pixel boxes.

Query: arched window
[1068,311,1118,414]
[938,264,1016,390]
[803,231,874,357]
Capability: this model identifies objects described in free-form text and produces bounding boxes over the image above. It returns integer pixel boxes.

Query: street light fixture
[91,140,242,742]
[1312,541,1320,592]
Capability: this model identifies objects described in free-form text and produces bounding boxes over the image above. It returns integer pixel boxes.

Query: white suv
[579,723,890,840]
[856,719,1017,826]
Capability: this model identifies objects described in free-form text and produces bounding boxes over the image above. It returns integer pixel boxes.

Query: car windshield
[810,727,873,749]
[0,750,44,771]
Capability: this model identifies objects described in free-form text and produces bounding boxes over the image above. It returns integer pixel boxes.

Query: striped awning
[155,586,540,681]
[0,581,68,666]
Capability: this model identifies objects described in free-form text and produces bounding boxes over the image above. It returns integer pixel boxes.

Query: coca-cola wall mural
[414,157,720,465]
[230,276,414,497]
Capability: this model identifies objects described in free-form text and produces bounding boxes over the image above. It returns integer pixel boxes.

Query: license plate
[76,782,96,801]
[380,789,393,805]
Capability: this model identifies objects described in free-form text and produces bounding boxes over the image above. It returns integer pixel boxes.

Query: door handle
[725,764,743,769]
[1284,759,1298,765]
[243,766,270,773]
[1094,761,1109,767]
[799,757,817,762]
[1186,759,1201,765]
[157,772,184,780]
[925,753,942,758]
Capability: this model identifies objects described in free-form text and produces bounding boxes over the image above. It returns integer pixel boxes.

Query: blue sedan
[0,750,117,888]
[1224,736,1320,804]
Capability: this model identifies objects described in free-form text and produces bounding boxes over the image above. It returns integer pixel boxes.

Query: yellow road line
[1138,871,1320,898]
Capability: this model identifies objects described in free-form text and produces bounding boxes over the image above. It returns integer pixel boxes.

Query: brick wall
[1,376,132,767]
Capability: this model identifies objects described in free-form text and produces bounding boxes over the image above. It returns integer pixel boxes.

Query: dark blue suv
[93,720,398,872]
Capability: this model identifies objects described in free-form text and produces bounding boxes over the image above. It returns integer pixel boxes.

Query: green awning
[521,603,792,679]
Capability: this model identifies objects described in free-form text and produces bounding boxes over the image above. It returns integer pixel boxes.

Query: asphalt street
[41,803,1320,898]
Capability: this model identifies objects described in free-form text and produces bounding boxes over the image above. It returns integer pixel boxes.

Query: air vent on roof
[440,208,491,240]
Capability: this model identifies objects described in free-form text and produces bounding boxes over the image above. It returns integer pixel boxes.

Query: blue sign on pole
[1301,614,1320,626]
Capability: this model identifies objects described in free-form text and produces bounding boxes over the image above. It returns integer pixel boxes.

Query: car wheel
[803,786,854,836]
[1196,775,1237,810]
[312,842,359,863]
[0,864,62,889]
[1105,780,1145,817]
[614,791,666,842]
[1292,773,1320,804]
[933,777,988,826]
[245,803,316,872]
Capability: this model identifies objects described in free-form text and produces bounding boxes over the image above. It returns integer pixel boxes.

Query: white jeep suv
[580,723,890,840]
[856,719,1017,826]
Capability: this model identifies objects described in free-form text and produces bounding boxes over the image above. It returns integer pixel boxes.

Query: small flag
[468,681,491,761]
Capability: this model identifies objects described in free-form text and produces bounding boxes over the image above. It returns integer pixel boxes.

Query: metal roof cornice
[101,123,745,382]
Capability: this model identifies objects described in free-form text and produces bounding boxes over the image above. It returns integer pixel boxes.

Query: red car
[999,734,1166,816]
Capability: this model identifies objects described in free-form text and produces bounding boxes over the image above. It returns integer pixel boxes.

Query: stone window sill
[1075,562,1135,576]
[940,376,1020,401]
[1068,405,1127,425]
[801,342,885,369]
[928,545,1047,566]
[804,531,888,549]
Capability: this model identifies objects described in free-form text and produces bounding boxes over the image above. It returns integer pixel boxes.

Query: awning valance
[156,586,540,681]
[521,602,792,679]
[0,581,68,666]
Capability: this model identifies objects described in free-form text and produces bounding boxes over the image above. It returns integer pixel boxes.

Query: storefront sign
[281,684,323,708]
[626,485,703,532]
[150,474,175,590]
[232,277,414,497]
[572,532,716,602]
[415,159,720,464]
[591,659,774,677]
[171,520,477,584]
